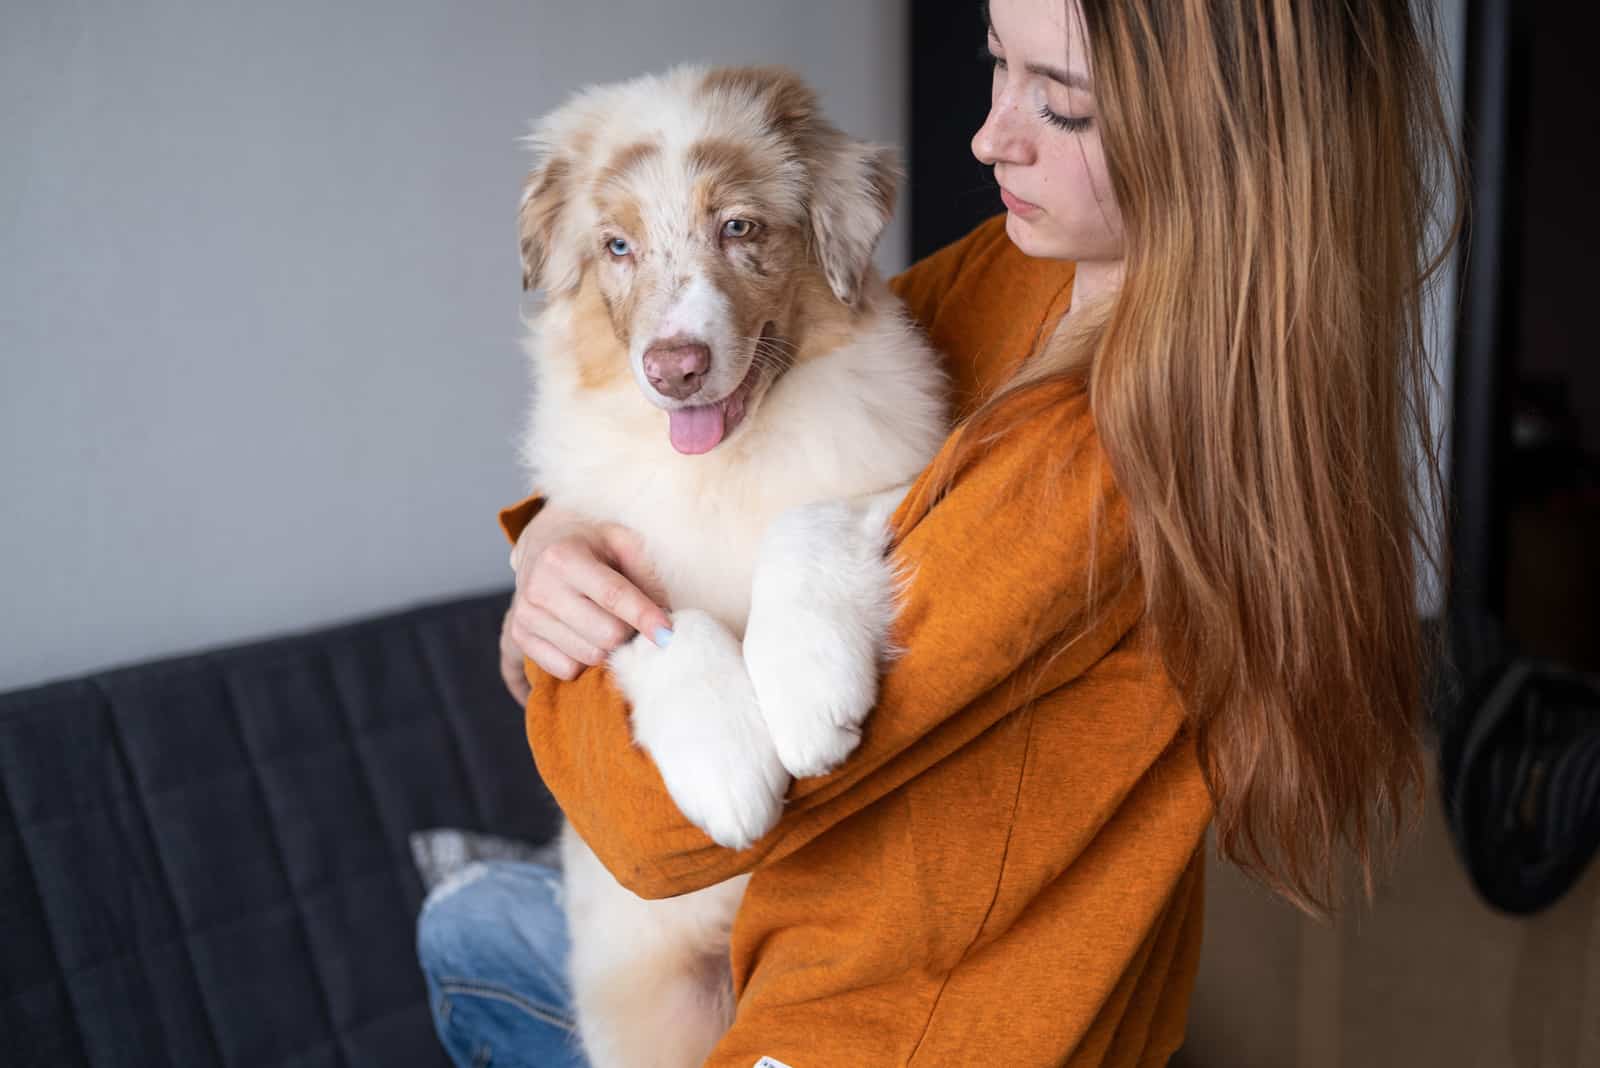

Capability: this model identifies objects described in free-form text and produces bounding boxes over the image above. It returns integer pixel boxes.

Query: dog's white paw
[611,610,790,850]
[745,500,898,779]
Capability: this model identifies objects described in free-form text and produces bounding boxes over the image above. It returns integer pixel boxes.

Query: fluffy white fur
[516,66,947,1067]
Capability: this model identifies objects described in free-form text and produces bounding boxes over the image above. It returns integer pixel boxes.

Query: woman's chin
[1003,212,1053,255]
[1004,215,1096,265]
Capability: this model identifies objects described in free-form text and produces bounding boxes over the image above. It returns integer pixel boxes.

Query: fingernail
[654,626,674,648]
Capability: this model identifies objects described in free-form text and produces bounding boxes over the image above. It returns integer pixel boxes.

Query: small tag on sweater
[754,1059,794,1068]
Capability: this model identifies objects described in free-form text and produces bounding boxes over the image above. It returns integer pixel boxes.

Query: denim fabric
[417,860,590,1068]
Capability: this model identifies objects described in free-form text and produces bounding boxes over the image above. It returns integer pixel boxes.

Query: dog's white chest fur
[521,294,946,634]
[519,280,947,1068]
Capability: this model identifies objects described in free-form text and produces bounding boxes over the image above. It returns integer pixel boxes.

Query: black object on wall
[1440,0,1600,916]
[1449,0,1600,672]
[1449,0,1529,628]
[910,0,1001,259]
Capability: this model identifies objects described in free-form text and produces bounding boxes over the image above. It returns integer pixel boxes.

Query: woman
[419,0,1458,1064]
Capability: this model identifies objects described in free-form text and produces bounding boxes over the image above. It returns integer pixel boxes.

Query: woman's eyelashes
[981,45,1093,133]
[1040,108,1092,133]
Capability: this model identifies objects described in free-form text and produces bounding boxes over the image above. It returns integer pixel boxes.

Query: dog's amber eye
[721,219,755,240]
[606,237,632,257]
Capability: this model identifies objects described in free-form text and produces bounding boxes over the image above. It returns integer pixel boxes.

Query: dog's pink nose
[643,341,711,400]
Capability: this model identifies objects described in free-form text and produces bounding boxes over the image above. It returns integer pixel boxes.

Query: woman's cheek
[1039,155,1090,245]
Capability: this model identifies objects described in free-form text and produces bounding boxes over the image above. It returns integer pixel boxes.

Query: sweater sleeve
[521,387,1146,898]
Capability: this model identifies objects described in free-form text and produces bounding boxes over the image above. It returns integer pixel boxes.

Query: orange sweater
[499,217,1214,1066]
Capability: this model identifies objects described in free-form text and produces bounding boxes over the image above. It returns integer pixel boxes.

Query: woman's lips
[1000,186,1043,218]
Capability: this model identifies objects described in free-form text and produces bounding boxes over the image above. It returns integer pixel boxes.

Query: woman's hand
[500,503,674,703]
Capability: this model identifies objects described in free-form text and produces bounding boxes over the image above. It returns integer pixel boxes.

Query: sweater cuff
[497,495,546,548]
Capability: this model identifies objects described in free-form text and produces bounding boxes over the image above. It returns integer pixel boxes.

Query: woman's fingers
[499,606,535,704]
[507,609,583,681]
[544,586,636,655]
[563,566,672,648]
[523,634,582,682]
[538,533,673,646]
[594,524,675,640]
[505,514,674,693]
[513,601,604,673]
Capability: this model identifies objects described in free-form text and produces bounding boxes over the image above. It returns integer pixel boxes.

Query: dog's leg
[743,484,911,778]
[563,832,738,1068]
[610,610,790,849]
[576,957,732,1068]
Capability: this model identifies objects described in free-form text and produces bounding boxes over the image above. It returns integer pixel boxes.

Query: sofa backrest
[0,590,561,1068]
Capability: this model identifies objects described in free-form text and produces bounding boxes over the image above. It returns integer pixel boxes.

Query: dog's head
[518,65,899,455]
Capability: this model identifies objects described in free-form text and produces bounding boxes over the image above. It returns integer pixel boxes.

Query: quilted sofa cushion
[0,590,562,1067]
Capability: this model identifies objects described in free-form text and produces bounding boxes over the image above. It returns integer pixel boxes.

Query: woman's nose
[971,93,1034,168]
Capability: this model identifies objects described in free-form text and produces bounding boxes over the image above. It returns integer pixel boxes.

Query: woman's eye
[722,218,755,240]
[1039,108,1093,133]
[606,237,632,257]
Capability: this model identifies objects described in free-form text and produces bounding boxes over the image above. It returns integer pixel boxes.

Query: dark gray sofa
[0,590,562,1068]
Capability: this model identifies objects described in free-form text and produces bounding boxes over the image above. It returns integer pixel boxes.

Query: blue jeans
[416,860,591,1068]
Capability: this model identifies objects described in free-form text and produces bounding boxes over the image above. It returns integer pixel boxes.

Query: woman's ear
[809,138,900,306]
[518,145,583,295]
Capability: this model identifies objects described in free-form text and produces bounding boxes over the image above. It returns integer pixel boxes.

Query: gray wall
[1,0,909,691]
[1,0,1462,690]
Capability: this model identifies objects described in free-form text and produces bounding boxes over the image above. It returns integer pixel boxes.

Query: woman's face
[972,0,1124,266]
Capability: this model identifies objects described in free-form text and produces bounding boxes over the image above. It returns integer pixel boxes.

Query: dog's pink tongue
[668,404,726,455]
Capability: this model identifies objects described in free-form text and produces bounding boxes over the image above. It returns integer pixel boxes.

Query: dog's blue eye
[606,237,632,257]
[722,219,754,239]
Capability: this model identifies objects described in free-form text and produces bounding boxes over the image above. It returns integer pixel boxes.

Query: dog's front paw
[745,501,898,779]
[745,611,876,779]
[611,611,790,850]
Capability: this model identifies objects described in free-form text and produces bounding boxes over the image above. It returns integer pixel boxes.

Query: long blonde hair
[944,0,1462,915]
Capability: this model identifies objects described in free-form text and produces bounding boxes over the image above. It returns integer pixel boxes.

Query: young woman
[419,1,1458,1064]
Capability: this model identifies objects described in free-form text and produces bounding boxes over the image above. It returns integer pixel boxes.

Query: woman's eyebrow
[1025,62,1092,90]
[981,3,1091,90]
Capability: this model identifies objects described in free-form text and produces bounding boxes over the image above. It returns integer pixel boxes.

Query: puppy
[517,65,946,1067]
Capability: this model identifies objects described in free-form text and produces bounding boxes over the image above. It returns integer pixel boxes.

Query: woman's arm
[518,387,1144,899]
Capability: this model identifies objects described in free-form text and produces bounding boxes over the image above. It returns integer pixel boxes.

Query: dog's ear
[704,67,899,307]
[518,147,582,294]
[808,137,900,307]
